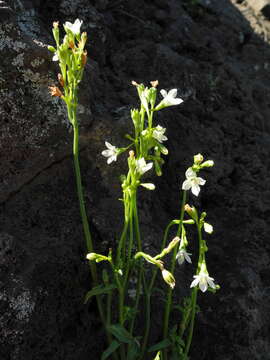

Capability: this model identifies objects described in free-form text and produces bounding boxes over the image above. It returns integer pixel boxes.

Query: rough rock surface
[0,0,270,359]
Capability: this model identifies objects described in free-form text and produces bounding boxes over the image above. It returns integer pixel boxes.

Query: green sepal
[101,340,120,360]
[84,284,117,304]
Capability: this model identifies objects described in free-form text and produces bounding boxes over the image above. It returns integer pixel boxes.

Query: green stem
[72,116,106,327]
[163,191,187,359]
[183,219,203,358]
[116,220,129,265]
[129,194,143,336]
[183,288,198,359]
[140,219,180,357]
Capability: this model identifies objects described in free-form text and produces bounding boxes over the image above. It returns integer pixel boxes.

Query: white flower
[64,19,83,35]
[140,183,155,190]
[182,168,206,196]
[136,158,153,175]
[101,142,118,164]
[158,88,183,109]
[153,125,168,143]
[190,271,216,293]
[204,222,213,234]
[52,53,59,61]
[176,249,192,265]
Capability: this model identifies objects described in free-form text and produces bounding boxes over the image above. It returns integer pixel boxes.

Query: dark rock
[1,0,270,359]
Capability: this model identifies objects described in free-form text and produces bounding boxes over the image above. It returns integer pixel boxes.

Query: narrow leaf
[127,341,140,360]
[84,284,117,304]
[107,324,134,344]
[101,340,120,360]
[148,338,171,352]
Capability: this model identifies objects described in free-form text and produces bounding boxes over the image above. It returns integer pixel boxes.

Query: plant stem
[162,191,187,359]
[141,219,180,357]
[72,118,106,321]
[183,288,198,359]
[183,218,203,358]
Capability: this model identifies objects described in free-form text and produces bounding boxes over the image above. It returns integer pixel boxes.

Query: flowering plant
[48,19,219,360]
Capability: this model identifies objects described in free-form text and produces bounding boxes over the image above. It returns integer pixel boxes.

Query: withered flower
[49,85,63,98]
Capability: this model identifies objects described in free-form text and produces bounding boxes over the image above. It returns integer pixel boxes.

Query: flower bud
[140,183,156,190]
[48,45,57,53]
[131,108,140,127]
[81,50,87,66]
[52,21,59,45]
[48,86,63,98]
[150,80,159,88]
[79,32,87,49]
[154,160,162,177]
[86,252,108,263]
[161,269,176,289]
[184,204,198,221]
[203,222,213,234]
[201,160,214,168]
[194,153,204,165]
[149,87,157,108]
[58,73,65,87]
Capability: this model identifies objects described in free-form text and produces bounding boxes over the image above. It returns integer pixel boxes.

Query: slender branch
[163,191,187,359]
[72,113,106,326]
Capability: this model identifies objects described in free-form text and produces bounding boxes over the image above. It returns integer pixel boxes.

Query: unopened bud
[131,80,139,86]
[53,21,59,29]
[184,204,197,221]
[161,269,176,289]
[58,73,65,87]
[69,40,75,49]
[201,160,214,168]
[79,32,87,49]
[194,153,204,165]
[48,45,56,53]
[48,85,63,98]
[129,150,135,158]
[81,50,87,66]
[86,252,108,263]
[150,80,159,88]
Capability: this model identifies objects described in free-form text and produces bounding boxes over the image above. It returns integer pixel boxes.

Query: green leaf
[84,284,117,304]
[101,340,120,360]
[107,324,134,344]
[127,340,140,360]
[153,351,161,360]
[148,338,171,352]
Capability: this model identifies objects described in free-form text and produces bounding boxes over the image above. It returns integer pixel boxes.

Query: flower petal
[182,179,192,191]
[207,277,216,289]
[185,167,196,179]
[191,184,200,196]
[171,97,183,105]
[197,177,206,185]
[168,88,178,98]
[199,280,208,292]
[105,141,114,150]
[190,276,200,288]
[160,89,167,98]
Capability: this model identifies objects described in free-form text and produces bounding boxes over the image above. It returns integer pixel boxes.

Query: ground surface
[0,0,270,359]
